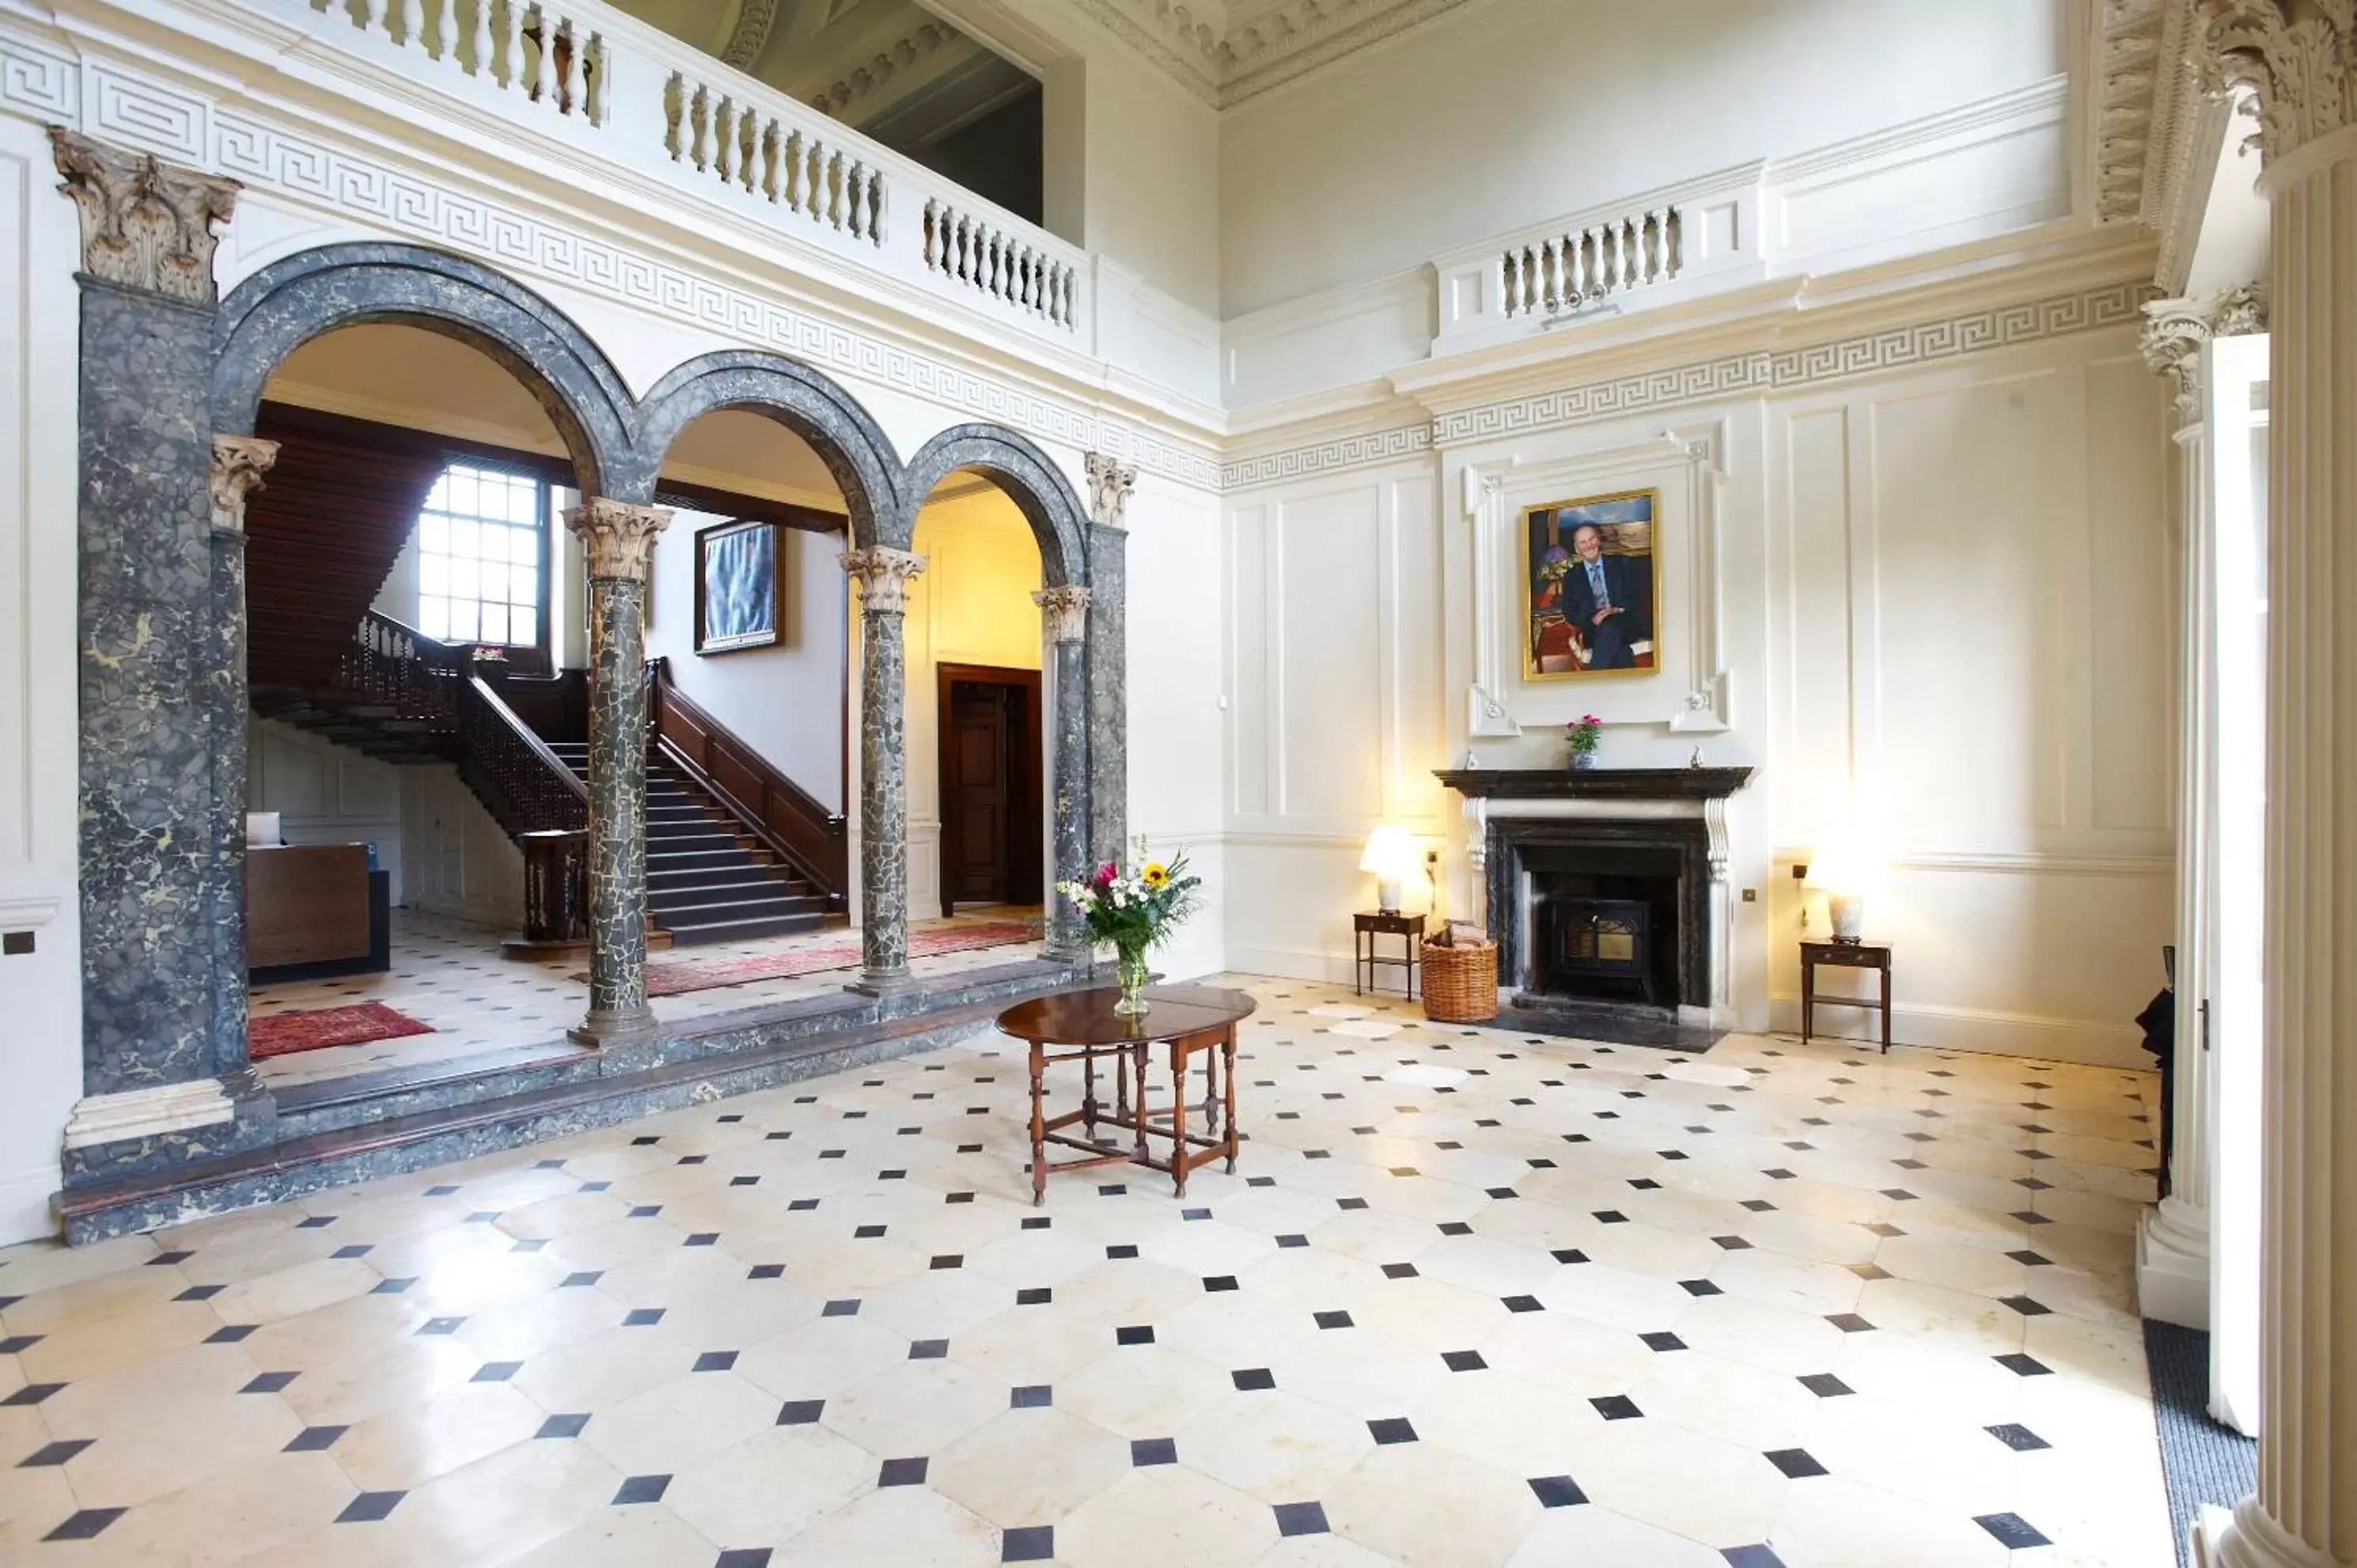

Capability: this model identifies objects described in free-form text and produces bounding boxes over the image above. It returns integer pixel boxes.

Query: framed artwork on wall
[1522,487,1658,679]
[695,517,781,654]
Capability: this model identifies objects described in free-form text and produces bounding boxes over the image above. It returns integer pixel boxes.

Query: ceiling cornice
[1067,0,1481,108]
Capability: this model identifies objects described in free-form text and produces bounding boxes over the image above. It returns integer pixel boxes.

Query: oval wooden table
[995,984,1259,1203]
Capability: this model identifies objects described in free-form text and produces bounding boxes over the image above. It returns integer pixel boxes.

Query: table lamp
[1360,826,1416,915]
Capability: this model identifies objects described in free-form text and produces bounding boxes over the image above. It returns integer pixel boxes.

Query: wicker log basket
[1421,930,1499,1023]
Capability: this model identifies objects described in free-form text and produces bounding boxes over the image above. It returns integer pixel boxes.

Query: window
[416,463,546,648]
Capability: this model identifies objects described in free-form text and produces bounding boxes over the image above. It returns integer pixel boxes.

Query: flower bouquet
[1566,714,1603,771]
[1056,843,1205,1016]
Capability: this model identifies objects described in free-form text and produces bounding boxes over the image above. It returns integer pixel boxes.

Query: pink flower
[1092,862,1119,892]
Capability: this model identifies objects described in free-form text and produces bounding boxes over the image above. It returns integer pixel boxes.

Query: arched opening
[240,320,608,1086]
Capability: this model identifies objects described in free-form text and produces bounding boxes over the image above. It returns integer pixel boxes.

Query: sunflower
[1140,862,1170,889]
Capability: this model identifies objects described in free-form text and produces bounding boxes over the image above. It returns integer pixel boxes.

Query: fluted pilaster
[565,498,671,1041]
[2196,2,2357,1561]
[843,546,927,993]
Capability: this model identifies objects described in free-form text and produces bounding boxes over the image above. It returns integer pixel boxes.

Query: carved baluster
[866,173,885,244]
[711,97,735,185]
[1665,207,1684,277]
[361,0,388,34]
[495,0,522,87]
[397,0,422,47]
[799,138,819,220]
[557,17,584,116]
[525,3,550,102]
[470,0,493,75]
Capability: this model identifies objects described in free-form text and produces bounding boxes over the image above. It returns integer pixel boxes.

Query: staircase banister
[468,675,589,806]
[646,660,845,831]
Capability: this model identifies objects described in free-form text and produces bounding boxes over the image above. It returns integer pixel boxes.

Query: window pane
[420,514,448,554]
[512,571,539,608]
[480,604,509,646]
[510,603,536,638]
[448,599,479,642]
[419,597,447,639]
[414,464,548,653]
[508,526,537,565]
[451,555,479,599]
[423,473,450,513]
[449,517,478,559]
[419,555,448,595]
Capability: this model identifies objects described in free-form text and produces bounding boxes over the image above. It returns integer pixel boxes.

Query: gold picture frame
[1521,487,1660,681]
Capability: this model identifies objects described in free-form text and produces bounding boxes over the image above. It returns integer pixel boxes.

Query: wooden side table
[1355,911,1425,998]
[996,985,1260,1202]
[1801,940,1893,1051]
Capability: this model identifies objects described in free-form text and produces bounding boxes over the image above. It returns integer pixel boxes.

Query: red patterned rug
[249,1002,436,1060]
[620,919,1041,998]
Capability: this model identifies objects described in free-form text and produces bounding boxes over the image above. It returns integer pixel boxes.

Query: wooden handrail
[646,657,847,910]
[459,674,588,833]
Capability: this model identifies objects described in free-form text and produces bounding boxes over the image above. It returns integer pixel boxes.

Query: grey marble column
[842,547,927,994]
[564,499,672,1042]
[53,130,257,1150]
[207,437,278,1083]
[1082,453,1135,875]
[1035,586,1092,957]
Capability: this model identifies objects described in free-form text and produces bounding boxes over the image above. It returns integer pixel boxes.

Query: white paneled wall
[1224,326,2173,1066]
[1224,465,1446,980]
[248,721,406,903]
[400,768,525,930]
[0,115,85,1242]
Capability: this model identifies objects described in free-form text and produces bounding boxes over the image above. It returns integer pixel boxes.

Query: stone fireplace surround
[1435,767,1754,1031]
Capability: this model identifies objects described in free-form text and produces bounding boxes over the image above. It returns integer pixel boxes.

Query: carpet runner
[619,918,1041,998]
[249,1002,436,1059]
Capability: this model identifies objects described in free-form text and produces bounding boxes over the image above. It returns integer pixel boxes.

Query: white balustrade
[1501,207,1681,319]
[662,72,887,246]
[305,0,608,124]
[922,197,1079,331]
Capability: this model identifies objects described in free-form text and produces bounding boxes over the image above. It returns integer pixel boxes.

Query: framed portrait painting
[695,517,782,654]
[1521,488,1659,680]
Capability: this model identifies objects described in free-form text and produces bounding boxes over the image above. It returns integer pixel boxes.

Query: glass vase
[1113,944,1152,1016]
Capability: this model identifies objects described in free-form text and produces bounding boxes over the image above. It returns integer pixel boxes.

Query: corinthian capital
[209,436,279,535]
[2140,284,2269,419]
[2200,0,2357,163]
[840,546,927,614]
[1084,452,1137,528]
[50,130,240,305]
[565,498,673,581]
[1033,585,1090,643]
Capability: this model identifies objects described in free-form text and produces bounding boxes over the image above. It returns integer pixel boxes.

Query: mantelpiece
[1438,767,1755,1028]
[1434,767,1753,801]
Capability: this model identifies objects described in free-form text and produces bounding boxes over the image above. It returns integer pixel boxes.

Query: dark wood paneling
[934,662,1043,915]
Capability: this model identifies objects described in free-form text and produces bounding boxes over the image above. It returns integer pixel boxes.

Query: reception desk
[248,843,390,979]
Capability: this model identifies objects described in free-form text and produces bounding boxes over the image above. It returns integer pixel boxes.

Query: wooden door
[946,682,1012,905]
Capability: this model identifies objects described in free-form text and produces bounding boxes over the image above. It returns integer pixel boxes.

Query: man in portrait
[1561,521,1653,670]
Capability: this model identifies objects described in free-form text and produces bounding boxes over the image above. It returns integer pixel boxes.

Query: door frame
[935,661,1044,915]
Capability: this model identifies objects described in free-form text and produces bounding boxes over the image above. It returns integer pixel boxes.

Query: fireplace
[1434,767,1753,1028]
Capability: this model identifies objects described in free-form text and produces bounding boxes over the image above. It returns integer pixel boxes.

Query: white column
[2137,286,2266,1329]
[2196,5,2357,1563]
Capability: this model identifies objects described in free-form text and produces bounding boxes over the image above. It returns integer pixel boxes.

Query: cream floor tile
[0,975,2171,1568]
[1056,1464,1280,1568]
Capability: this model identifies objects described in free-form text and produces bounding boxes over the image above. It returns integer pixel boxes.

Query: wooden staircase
[543,740,830,943]
[256,612,842,946]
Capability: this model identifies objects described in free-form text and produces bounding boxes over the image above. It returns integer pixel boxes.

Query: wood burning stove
[1543,896,1657,1005]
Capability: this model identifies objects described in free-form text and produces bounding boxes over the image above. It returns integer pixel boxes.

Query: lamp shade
[1359,825,1416,877]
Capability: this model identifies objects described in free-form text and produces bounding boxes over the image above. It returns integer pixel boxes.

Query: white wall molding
[62,1078,234,1151]
[1765,995,2153,1070]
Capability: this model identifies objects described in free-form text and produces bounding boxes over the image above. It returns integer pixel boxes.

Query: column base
[2195,1498,2348,1568]
[2137,1195,2212,1329]
[63,1078,236,1151]
[848,967,918,998]
[569,1005,658,1047]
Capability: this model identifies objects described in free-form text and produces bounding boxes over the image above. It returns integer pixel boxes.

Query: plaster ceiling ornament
[1033,585,1091,642]
[565,498,674,581]
[2200,0,2357,161]
[721,0,781,69]
[1085,451,1138,527]
[2138,283,2268,419]
[209,436,280,534]
[839,544,927,612]
[49,129,241,305]
[810,21,949,116]
[1071,0,1479,107]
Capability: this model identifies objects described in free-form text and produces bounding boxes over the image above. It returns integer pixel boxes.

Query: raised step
[59,960,1084,1242]
[647,878,827,914]
[659,910,831,944]
[649,847,772,875]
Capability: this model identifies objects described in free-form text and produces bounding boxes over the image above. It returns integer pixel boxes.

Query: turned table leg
[1169,1043,1189,1199]
[1029,1041,1047,1207]
[1223,1029,1239,1173]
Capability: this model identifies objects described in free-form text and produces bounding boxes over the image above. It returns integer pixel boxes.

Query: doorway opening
[937,664,1043,914]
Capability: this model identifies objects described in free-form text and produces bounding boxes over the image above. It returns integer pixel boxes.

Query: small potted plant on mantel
[1565,714,1603,771]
